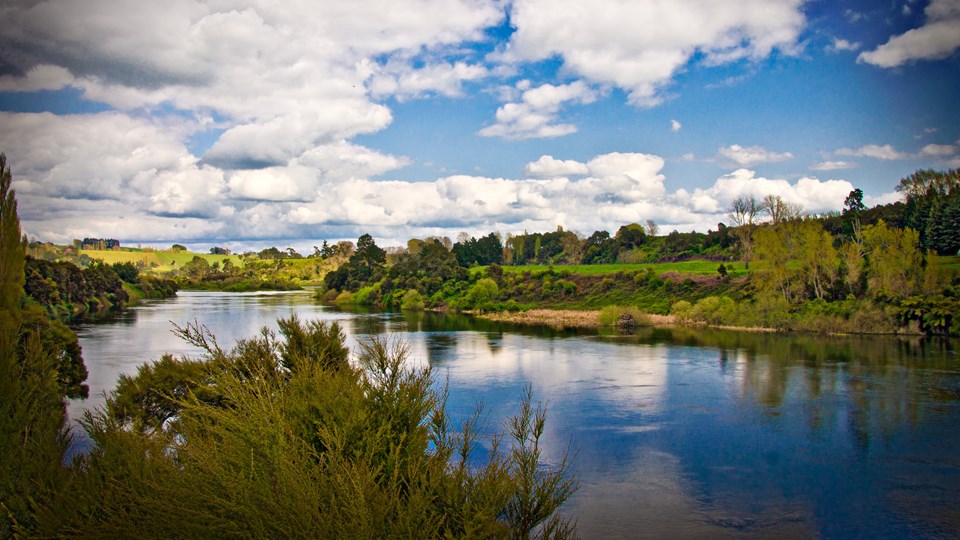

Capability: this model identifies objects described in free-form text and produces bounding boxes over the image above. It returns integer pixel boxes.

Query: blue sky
[1,0,958,251]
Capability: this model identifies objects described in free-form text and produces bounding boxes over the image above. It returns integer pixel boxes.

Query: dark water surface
[70,291,960,538]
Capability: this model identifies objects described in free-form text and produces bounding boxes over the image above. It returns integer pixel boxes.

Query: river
[69,290,960,538]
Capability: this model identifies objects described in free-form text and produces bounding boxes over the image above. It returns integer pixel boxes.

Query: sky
[1,0,959,252]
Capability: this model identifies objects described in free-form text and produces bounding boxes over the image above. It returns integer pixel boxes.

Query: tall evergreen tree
[0,153,75,537]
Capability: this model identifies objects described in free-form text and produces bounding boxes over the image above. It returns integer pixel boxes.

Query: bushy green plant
[670,300,693,322]
[65,317,578,537]
[598,305,648,327]
[465,278,499,312]
[687,296,739,326]
[401,288,426,310]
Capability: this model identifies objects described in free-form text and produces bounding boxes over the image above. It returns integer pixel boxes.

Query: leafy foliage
[0,153,79,537]
[65,317,579,537]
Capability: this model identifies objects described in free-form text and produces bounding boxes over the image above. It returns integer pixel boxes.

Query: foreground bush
[57,316,578,538]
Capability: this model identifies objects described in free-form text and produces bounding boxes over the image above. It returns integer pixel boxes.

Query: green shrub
[465,278,499,311]
[400,289,426,311]
[598,305,648,327]
[671,300,693,322]
[68,318,579,538]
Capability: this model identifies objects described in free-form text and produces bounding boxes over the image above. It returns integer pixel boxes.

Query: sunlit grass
[472,260,746,278]
[934,255,960,272]
[81,249,244,273]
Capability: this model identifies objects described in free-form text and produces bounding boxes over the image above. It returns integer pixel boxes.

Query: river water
[69,290,960,538]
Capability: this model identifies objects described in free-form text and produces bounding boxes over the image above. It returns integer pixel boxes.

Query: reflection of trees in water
[605,327,957,455]
[670,329,956,455]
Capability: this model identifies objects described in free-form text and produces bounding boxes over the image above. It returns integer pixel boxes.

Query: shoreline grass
[471,261,746,278]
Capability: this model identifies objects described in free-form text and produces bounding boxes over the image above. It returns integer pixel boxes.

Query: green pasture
[81,249,244,273]
[473,260,746,278]
[934,255,960,272]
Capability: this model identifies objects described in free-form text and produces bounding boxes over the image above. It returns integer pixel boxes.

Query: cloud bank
[0,111,868,248]
[859,0,960,67]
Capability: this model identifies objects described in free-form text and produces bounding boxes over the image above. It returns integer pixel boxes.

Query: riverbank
[479,308,676,330]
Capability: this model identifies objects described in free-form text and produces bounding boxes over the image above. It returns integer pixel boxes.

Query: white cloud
[478,81,597,140]
[689,168,855,215]
[864,191,904,207]
[299,141,410,181]
[835,144,908,160]
[523,156,589,178]
[501,0,805,106]
[227,166,319,202]
[827,38,861,52]
[0,111,203,202]
[859,0,960,67]
[920,143,958,156]
[718,144,794,166]
[0,0,504,171]
[203,104,394,169]
[810,160,856,171]
[671,119,682,132]
[2,117,881,246]
[367,59,488,100]
[0,65,75,92]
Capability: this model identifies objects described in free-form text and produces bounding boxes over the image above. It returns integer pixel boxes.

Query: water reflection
[70,292,960,538]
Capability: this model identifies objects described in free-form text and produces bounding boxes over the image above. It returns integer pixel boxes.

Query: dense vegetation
[323,169,959,336]
[1,152,579,537]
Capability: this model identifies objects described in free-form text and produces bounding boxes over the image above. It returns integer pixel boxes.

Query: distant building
[81,238,121,250]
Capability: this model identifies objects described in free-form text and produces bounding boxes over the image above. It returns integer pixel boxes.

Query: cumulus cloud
[835,144,908,160]
[501,0,805,106]
[810,160,856,171]
[827,38,861,52]
[0,65,75,92]
[859,0,960,67]
[718,144,794,166]
[367,58,488,100]
[202,104,394,169]
[522,156,589,178]
[3,114,871,246]
[0,111,204,201]
[671,119,682,132]
[920,143,958,156]
[478,80,597,140]
[0,0,504,171]
[685,168,856,215]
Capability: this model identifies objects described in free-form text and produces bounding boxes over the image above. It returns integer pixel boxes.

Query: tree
[69,318,578,537]
[793,219,838,301]
[753,224,798,302]
[644,219,659,237]
[752,219,837,302]
[323,235,387,292]
[861,220,923,300]
[615,224,647,250]
[171,244,186,252]
[897,168,960,254]
[728,195,760,268]
[181,255,211,279]
[843,188,865,215]
[465,278,499,311]
[0,153,76,536]
[258,246,284,260]
[761,194,802,225]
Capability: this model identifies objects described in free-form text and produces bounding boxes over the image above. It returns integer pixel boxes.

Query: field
[935,255,960,272]
[80,249,244,273]
[472,260,747,278]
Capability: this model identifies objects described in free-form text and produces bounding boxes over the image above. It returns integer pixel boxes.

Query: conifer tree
[0,153,73,537]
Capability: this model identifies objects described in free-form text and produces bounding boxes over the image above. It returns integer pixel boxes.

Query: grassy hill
[471,260,747,278]
[80,249,244,273]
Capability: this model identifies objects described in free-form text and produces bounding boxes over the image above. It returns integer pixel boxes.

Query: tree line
[321,168,958,335]
[1,152,579,537]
